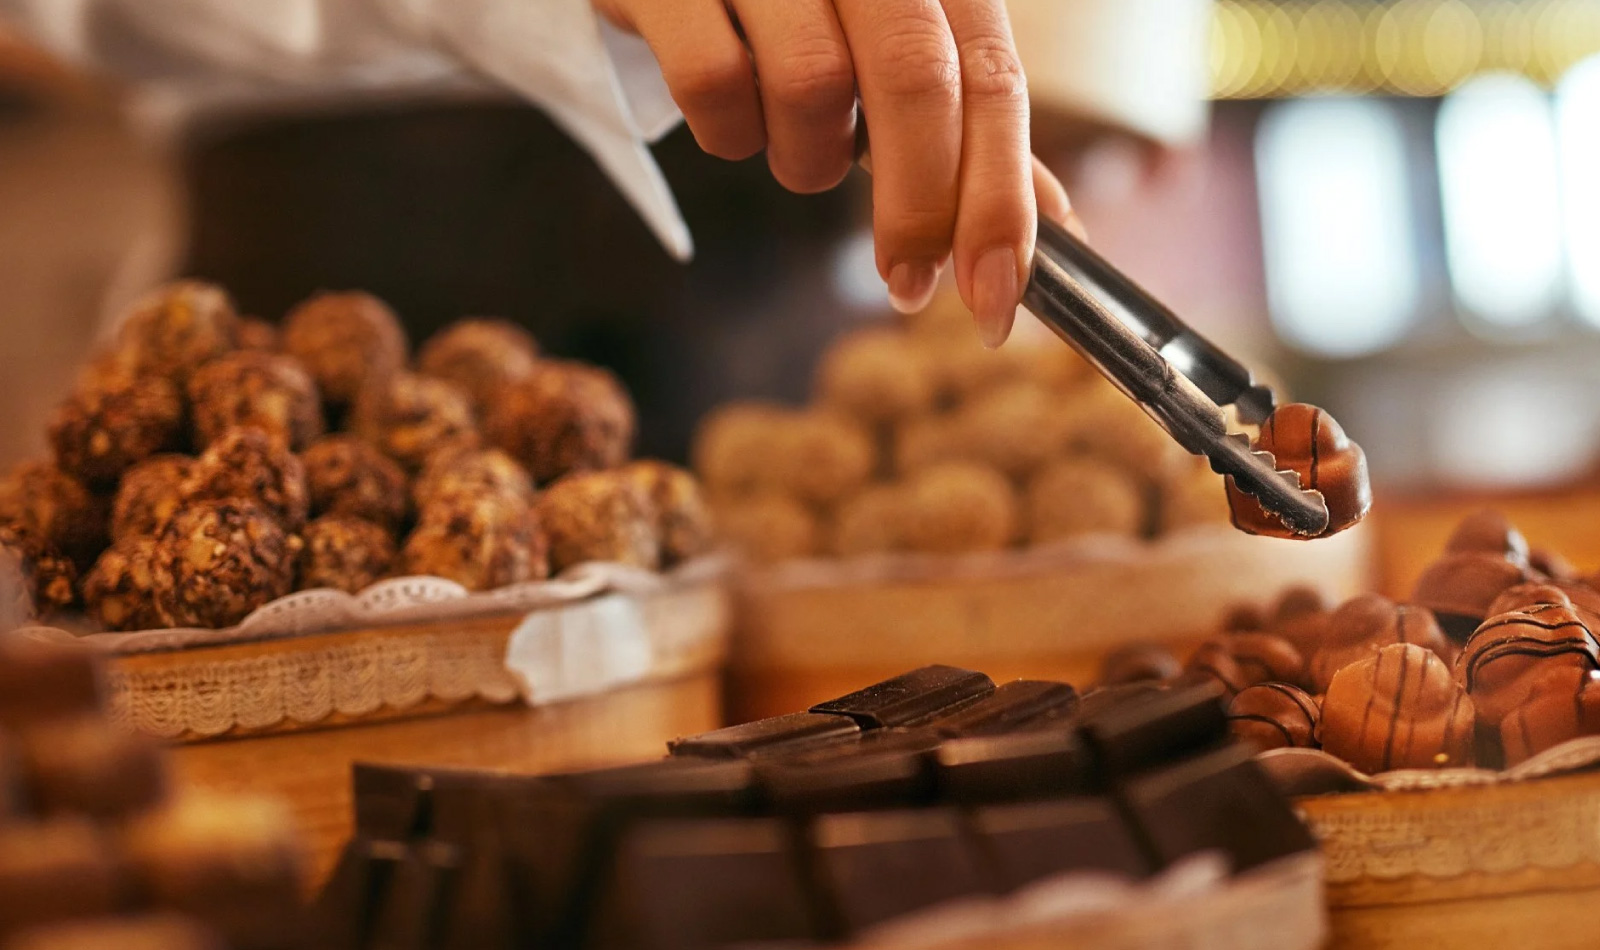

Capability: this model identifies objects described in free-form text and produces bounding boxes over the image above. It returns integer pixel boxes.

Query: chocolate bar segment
[352,765,435,842]
[668,712,861,760]
[935,728,1092,802]
[810,666,996,729]
[1077,680,1229,776]
[810,807,990,934]
[926,680,1080,736]
[971,797,1149,889]
[756,734,939,813]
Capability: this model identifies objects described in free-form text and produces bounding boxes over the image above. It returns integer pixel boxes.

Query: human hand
[593,0,1074,347]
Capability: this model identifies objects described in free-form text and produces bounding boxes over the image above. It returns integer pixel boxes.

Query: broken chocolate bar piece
[669,712,861,760]
[756,732,940,812]
[1077,679,1229,776]
[925,680,1080,736]
[810,807,990,935]
[934,728,1092,803]
[810,665,996,729]
[971,796,1150,889]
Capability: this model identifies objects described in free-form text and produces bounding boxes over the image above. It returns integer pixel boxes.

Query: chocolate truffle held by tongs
[1023,219,1346,538]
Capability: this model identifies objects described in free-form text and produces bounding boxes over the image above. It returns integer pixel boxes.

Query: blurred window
[1558,54,1600,326]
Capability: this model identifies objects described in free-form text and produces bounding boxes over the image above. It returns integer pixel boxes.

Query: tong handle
[1033,220,1275,426]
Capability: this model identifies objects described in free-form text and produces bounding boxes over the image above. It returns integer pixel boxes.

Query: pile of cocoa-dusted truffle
[1096,510,1600,774]
[0,281,713,631]
[692,293,1230,564]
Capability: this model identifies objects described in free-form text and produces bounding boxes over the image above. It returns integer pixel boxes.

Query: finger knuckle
[872,21,961,107]
[768,44,856,115]
[961,40,1028,104]
[884,202,956,247]
[671,53,753,111]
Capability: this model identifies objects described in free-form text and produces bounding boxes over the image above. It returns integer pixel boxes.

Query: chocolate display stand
[730,523,1370,720]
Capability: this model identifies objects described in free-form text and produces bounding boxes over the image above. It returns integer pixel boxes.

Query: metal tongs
[1023,219,1330,537]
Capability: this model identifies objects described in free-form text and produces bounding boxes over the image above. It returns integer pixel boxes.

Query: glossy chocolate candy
[809,665,996,729]
[669,712,860,760]
[1226,684,1320,752]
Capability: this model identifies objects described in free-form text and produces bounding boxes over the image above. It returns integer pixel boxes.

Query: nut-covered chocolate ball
[815,328,938,424]
[1026,456,1145,544]
[891,414,961,475]
[0,462,108,570]
[692,402,789,496]
[1228,632,1308,688]
[182,428,309,532]
[1457,588,1600,726]
[281,291,407,408]
[956,381,1066,479]
[417,318,540,412]
[0,522,76,620]
[353,372,478,471]
[152,499,299,628]
[302,436,408,531]
[770,411,876,508]
[1056,380,1190,483]
[83,537,165,632]
[1228,683,1321,752]
[113,280,239,383]
[1184,641,1250,697]
[48,370,183,487]
[1226,403,1372,539]
[621,460,714,566]
[399,497,549,591]
[412,445,533,511]
[899,461,1017,555]
[1159,459,1231,532]
[537,470,660,573]
[1098,642,1182,687]
[1499,667,1600,766]
[111,455,193,543]
[236,317,280,352]
[712,494,819,564]
[830,485,907,558]
[187,351,324,451]
[297,515,395,594]
[484,362,636,484]
[1322,643,1476,773]
[1309,595,1453,694]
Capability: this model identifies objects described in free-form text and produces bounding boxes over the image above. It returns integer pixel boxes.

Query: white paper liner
[1258,735,1600,796]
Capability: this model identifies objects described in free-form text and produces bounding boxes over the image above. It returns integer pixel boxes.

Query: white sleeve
[0,0,693,260]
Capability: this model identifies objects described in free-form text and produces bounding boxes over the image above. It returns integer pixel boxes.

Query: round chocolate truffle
[892,414,961,475]
[399,497,549,591]
[1226,403,1372,539]
[111,455,193,543]
[302,436,408,531]
[1227,632,1308,688]
[691,402,789,496]
[0,462,108,571]
[48,370,183,487]
[1228,683,1321,752]
[711,494,820,564]
[770,411,876,508]
[1457,591,1600,726]
[537,470,660,573]
[1499,667,1600,766]
[1098,642,1182,687]
[1309,595,1453,693]
[830,485,907,558]
[0,522,76,620]
[815,328,938,424]
[1221,602,1268,633]
[182,428,309,532]
[152,499,298,628]
[416,318,540,412]
[1443,509,1531,563]
[112,280,239,383]
[296,515,396,594]
[1268,586,1335,658]
[353,372,478,471]
[899,461,1018,555]
[956,381,1066,479]
[621,460,714,567]
[1026,456,1145,544]
[236,317,280,352]
[1056,380,1190,484]
[83,537,166,632]
[1322,643,1476,773]
[187,351,324,451]
[1183,640,1250,697]
[281,291,407,408]
[412,446,533,511]
[1413,553,1539,646]
[484,362,636,485]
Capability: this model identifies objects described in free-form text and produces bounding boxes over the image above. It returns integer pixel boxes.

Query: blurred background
[1,0,1599,505]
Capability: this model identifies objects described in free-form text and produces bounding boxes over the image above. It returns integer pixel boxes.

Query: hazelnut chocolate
[710,494,819,564]
[301,435,409,531]
[47,370,183,487]
[484,361,635,485]
[1322,643,1475,772]
[1225,403,1371,539]
[236,317,280,352]
[186,351,324,451]
[768,411,875,509]
[1097,642,1182,688]
[1227,683,1320,752]
[151,499,298,628]
[1498,667,1600,766]
[0,462,109,571]
[112,280,239,383]
[111,455,193,543]
[690,403,789,497]
[400,497,549,592]
[181,428,309,532]
[620,461,714,567]
[1456,590,1600,725]
[1026,456,1145,544]
[537,470,659,573]
[353,372,478,471]
[0,522,76,619]
[83,537,166,632]
[1227,632,1307,688]
[416,319,539,413]
[898,461,1017,555]
[829,485,907,558]
[412,447,534,512]
[296,515,396,594]
[1309,595,1453,693]
[815,328,937,425]
[281,291,407,409]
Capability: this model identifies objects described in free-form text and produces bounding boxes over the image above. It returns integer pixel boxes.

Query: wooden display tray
[728,525,1371,720]
[1299,770,1600,950]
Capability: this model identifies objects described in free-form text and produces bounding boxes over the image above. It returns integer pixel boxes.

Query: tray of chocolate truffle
[1088,510,1600,950]
[308,665,1327,950]
[0,280,730,741]
[697,296,1372,719]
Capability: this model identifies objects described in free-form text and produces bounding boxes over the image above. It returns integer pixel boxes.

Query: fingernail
[1065,211,1090,242]
[888,261,939,314]
[973,247,1020,349]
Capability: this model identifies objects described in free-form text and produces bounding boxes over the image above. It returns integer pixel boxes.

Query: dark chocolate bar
[669,712,862,759]
[367,842,456,950]
[934,728,1091,802]
[926,680,1080,736]
[352,765,436,842]
[756,732,940,813]
[810,666,995,729]
[809,807,991,935]
[1077,679,1229,776]
[970,796,1150,889]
